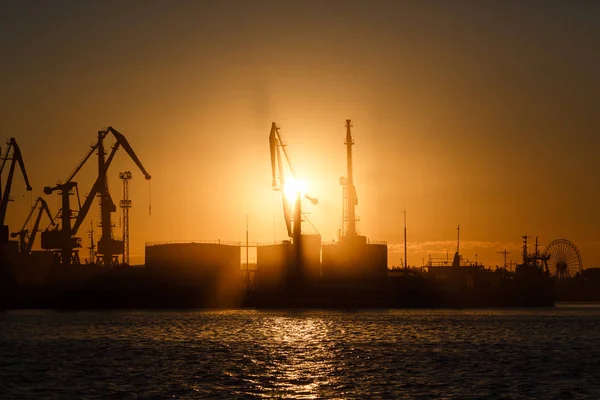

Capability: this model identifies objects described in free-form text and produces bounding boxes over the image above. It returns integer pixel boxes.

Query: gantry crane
[11,197,54,254]
[42,127,151,266]
[0,138,32,244]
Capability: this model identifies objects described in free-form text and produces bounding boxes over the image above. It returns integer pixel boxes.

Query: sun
[284,177,307,205]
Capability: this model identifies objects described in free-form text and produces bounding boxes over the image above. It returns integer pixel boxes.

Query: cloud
[388,241,522,256]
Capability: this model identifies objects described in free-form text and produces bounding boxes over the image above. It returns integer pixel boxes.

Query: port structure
[520,235,550,271]
[42,127,151,266]
[339,119,359,239]
[119,171,132,265]
[337,119,365,247]
[0,138,32,244]
[497,249,511,269]
[10,197,54,254]
[269,122,318,280]
[321,120,388,280]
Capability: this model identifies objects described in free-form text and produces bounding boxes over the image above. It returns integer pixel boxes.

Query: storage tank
[256,234,322,288]
[146,242,240,278]
[145,242,242,305]
[322,235,387,280]
[256,242,293,289]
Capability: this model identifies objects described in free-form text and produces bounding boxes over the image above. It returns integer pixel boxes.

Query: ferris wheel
[543,239,583,279]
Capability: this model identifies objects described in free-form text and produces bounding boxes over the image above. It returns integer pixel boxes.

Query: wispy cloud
[388,241,522,256]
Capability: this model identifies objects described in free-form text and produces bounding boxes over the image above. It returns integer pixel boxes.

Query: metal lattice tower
[119,171,132,265]
[88,219,96,264]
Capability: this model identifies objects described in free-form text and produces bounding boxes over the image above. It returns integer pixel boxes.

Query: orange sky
[1,1,599,267]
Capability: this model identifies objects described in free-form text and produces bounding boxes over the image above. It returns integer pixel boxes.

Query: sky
[1,0,599,267]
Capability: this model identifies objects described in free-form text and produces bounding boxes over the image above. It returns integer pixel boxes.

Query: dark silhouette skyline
[1,1,599,267]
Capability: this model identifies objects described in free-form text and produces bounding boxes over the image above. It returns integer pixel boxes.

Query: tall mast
[403,210,408,269]
[345,119,357,236]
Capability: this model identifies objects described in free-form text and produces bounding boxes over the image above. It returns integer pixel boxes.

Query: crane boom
[71,141,120,235]
[64,139,103,184]
[104,127,151,180]
[268,123,318,239]
[269,123,293,237]
[0,138,32,224]
[11,197,54,253]
[15,198,40,234]
[28,198,53,253]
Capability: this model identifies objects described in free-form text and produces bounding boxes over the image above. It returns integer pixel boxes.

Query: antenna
[403,210,408,270]
[496,249,511,269]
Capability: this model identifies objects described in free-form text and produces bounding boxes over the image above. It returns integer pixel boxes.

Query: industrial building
[145,241,243,306]
[146,242,240,280]
[255,234,321,289]
[322,236,388,280]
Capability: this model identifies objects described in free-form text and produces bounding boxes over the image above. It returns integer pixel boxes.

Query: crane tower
[340,119,358,238]
[321,119,388,280]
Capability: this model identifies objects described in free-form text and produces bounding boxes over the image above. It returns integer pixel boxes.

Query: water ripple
[1,306,600,399]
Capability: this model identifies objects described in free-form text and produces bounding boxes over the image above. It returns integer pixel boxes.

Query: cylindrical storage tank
[256,242,293,289]
[145,242,242,305]
[322,239,388,280]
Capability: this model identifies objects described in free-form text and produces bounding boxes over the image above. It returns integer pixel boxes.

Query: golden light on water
[255,316,338,399]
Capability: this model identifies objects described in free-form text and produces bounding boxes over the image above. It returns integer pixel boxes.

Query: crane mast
[341,119,358,237]
[96,129,118,266]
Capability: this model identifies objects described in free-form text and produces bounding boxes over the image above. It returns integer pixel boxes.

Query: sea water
[1,305,600,399]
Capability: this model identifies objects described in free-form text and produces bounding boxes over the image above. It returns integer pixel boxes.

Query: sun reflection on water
[248,315,340,399]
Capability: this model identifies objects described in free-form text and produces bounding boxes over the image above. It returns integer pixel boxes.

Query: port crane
[11,197,54,254]
[269,122,317,243]
[42,127,151,266]
[269,123,318,281]
[0,138,32,244]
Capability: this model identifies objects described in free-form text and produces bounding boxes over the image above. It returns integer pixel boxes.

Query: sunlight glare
[284,177,308,205]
